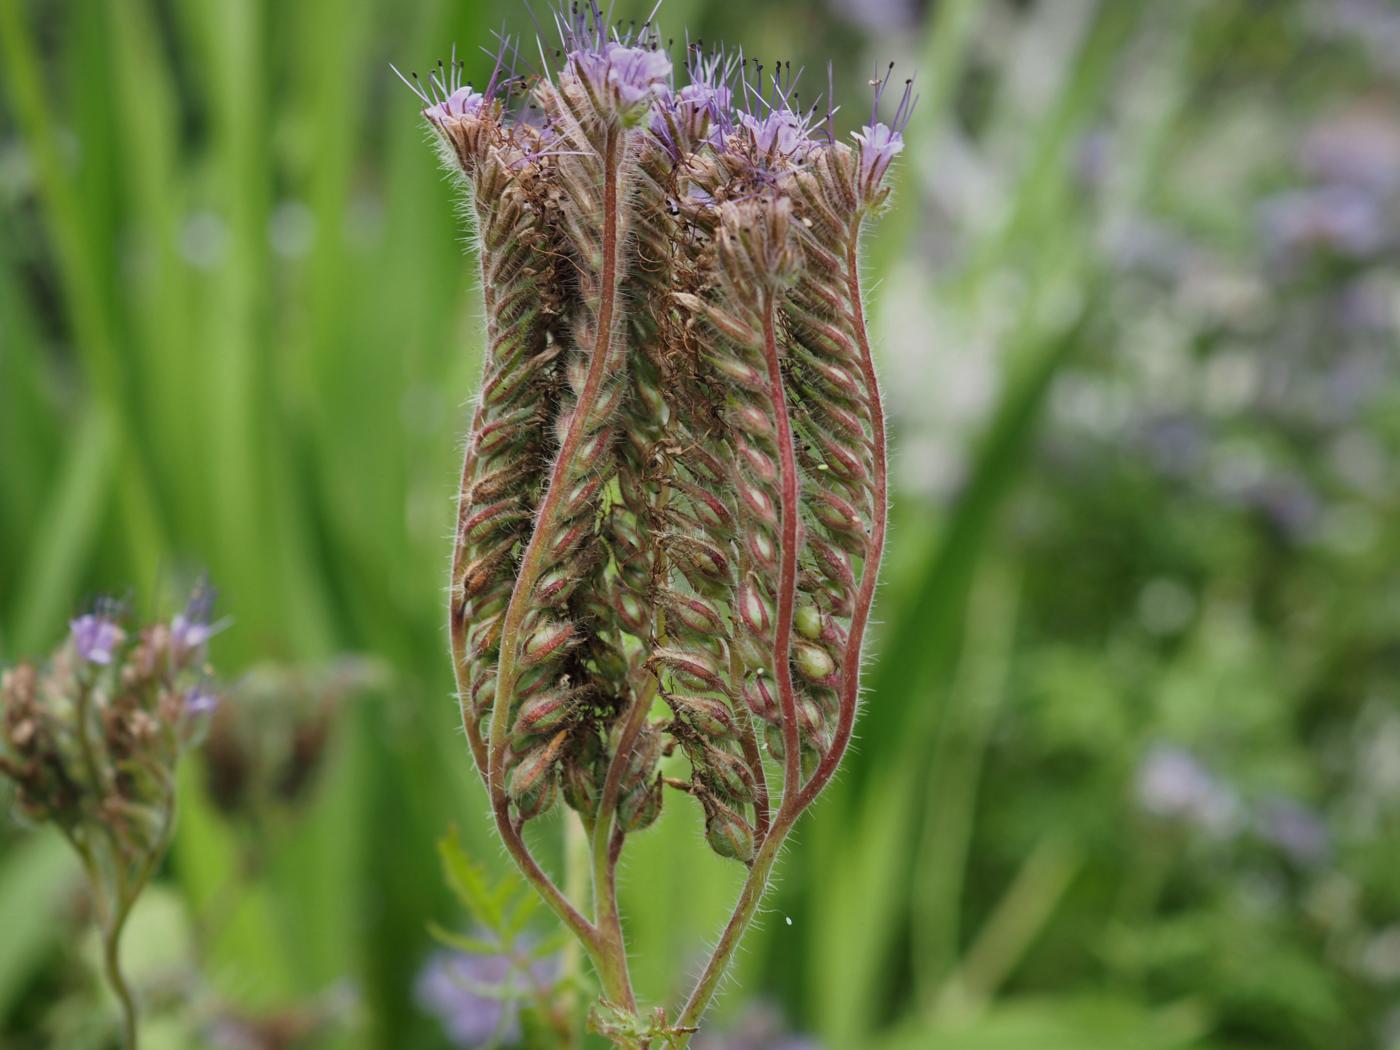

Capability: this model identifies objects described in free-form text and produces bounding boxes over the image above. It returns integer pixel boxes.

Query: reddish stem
[797,222,888,809]
[759,292,804,798]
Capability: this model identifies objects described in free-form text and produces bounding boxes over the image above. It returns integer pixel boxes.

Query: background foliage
[2,0,1398,1047]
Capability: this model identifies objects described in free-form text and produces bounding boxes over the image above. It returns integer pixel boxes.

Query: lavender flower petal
[69,613,123,666]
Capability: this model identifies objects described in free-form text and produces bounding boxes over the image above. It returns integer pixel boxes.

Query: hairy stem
[589,670,654,1012]
[484,121,633,1004]
[102,917,139,1050]
[671,808,793,1041]
[759,292,803,797]
[798,223,887,807]
[675,223,888,1040]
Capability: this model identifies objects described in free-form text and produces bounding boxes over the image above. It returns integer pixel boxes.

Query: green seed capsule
[668,694,737,739]
[508,742,558,802]
[521,620,574,667]
[794,604,823,641]
[733,632,769,674]
[618,775,663,832]
[511,689,575,744]
[514,770,558,821]
[700,745,755,804]
[794,641,836,683]
[704,798,755,863]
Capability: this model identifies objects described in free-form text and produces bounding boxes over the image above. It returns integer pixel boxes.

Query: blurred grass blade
[7,407,115,653]
[0,832,78,1021]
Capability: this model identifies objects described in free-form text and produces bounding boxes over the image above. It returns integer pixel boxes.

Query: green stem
[671,807,795,1042]
[102,919,139,1050]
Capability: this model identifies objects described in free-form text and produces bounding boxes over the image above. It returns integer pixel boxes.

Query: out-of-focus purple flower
[1139,414,1208,478]
[69,613,123,666]
[1254,796,1331,867]
[831,0,918,33]
[184,686,221,719]
[1300,105,1400,196]
[171,584,221,659]
[1259,185,1387,263]
[417,951,518,1047]
[569,42,673,111]
[693,1003,821,1050]
[1243,475,1323,544]
[1135,744,1242,838]
[416,946,559,1048]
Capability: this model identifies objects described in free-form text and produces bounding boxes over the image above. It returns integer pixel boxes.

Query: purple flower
[1135,744,1242,838]
[426,85,487,122]
[1259,185,1387,263]
[184,686,221,719]
[171,584,220,659]
[693,1003,821,1050]
[1255,796,1331,867]
[416,947,558,1048]
[852,122,904,191]
[852,66,915,198]
[69,613,123,666]
[738,109,814,161]
[568,42,673,112]
[417,951,517,1046]
[651,51,737,158]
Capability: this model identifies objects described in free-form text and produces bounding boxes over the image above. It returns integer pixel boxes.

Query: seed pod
[743,676,780,723]
[611,585,649,635]
[648,647,727,692]
[732,632,770,674]
[515,769,559,822]
[736,576,773,637]
[618,774,663,832]
[506,731,566,804]
[793,641,837,685]
[666,694,736,739]
[734,438,778,484]
[794,604,823,641]
[520,619,576,667]
[703,795,755,864]
[696,744,755,804]
[659,591,728,639]
[511,689,577,744]
[562,734,607,819]
[662,534,731,587]
[729,402,776,442]
[744,528,779,573]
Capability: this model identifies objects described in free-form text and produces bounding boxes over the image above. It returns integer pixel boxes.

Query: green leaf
[437,826,504,928]
[427,922,502,957]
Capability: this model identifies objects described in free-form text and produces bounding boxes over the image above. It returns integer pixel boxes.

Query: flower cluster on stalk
[405,2,908,1033]
[0,585,225,1044]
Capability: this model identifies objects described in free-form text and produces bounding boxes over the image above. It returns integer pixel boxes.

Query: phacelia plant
[402,7,910,1043]
[0,589,223,1049]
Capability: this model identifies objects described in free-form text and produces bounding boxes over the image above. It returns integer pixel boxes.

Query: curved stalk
[759,292,803,797]
[798,221,888,807]
[674,220,888,1041]
[482,121,632,1005]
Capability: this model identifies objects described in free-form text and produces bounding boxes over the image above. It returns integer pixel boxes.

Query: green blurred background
[3,0,1399,1046]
